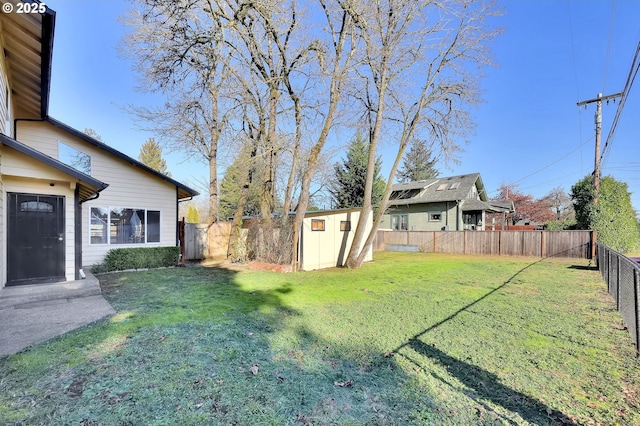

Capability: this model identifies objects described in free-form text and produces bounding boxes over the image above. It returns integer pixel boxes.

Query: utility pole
[576,92,622,192]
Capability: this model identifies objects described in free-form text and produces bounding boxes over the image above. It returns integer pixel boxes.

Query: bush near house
[92,246,180,273]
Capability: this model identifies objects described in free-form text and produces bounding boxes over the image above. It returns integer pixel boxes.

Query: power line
[512,137,593,186]
[601,41,640,168]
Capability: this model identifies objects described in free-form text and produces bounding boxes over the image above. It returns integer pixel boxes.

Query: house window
[391,214,408,231]
[59,141,91,175]
[436,183,448,191]
[340,221,351,231]
[311,219,325,231]
[429,212,442,221]
[449,182,461,190]
[91,207,108,244]
[90,207,161,244]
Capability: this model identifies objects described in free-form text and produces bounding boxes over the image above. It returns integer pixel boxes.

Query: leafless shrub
[244,218,294,265]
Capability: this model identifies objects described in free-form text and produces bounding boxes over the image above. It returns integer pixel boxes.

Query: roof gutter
[79,191,101,205]
[40,6,56,118]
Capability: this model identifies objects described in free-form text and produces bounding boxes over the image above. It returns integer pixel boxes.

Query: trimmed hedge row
[92,246,181,273]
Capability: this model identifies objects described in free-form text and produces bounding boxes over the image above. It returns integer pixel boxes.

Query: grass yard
[1,252,639,425]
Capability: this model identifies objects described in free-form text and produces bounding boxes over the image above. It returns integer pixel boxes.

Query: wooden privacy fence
[374,230,595,259]
[181,221,233,260]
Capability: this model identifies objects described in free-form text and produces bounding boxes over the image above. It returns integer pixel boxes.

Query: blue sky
[47,0,640,211]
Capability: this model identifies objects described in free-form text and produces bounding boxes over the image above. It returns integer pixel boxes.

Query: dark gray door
[7,193,65,285]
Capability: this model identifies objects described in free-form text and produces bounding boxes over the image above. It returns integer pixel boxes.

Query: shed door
[7,193,66,285]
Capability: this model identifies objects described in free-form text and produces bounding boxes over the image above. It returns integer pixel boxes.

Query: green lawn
[1,252,638,425]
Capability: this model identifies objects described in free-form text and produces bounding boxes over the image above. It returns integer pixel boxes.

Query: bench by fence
[597,243,640,355]
[374,230,595,259]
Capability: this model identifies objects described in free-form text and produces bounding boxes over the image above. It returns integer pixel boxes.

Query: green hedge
[92,246,181,273]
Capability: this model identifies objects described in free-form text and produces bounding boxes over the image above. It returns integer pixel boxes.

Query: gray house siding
[382,202,462,231]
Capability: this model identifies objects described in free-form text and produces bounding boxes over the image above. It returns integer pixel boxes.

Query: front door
[7,193,66,285]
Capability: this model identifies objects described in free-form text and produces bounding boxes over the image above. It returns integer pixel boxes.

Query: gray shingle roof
[389,173,486,205]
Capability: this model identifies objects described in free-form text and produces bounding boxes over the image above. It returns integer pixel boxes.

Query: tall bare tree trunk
[291,5,355,271]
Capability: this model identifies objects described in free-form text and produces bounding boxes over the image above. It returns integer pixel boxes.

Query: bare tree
[344,0,501,268]
[543,186,574,222]
[290,0,359,270]
[121,0,232,223]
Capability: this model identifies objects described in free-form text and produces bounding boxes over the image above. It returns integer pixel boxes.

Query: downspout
[75,186,81,280]
[77,191,103,278]
[79,192,100,204]
[176,188,179,246]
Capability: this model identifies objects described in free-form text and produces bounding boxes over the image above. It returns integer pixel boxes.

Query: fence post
[635,268,640,356]
[433,231,437,253]
[607,250,611,295]
[541,231,546,258]
[499,231,502,256]
[464,230,468,255]
[178,218,185,264]
[591,230,597,261]
[616,254,621,310]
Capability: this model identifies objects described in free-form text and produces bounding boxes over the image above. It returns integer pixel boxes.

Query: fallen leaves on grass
[334,379,353,388]
[250,364,259,375]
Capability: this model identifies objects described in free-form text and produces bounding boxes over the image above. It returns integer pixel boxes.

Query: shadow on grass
[1,259,591,424]
[567,265,598,271]
[391,258,579,425]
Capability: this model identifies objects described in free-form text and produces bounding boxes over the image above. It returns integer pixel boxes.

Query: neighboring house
[0,3,198,287]
[381,173,514,231]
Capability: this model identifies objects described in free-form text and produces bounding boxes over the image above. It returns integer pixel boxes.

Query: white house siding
[0,145,5,287]
[1,150,77,282]
[301,210,373,271]
[16,121,178,266]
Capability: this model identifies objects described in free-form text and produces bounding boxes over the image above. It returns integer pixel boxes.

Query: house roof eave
[45,117,199,199]
[0,132,109,201]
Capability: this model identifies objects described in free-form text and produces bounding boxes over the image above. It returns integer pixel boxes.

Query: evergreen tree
[397,139,438,183]
[219,148,262,220]
[186,205,199,223]
[571,175,639,253]
[330,132,385,209]
[139,138,171,177]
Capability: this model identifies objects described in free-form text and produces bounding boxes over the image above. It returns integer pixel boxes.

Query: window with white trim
[391,214,408,231]
[90,207,161,244]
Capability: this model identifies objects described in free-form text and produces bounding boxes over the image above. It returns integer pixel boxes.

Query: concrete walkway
[0,273,115,358]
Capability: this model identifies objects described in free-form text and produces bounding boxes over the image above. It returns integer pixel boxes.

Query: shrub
[544,220,576,230]
[571,175,640,253]
[92,246,181,273]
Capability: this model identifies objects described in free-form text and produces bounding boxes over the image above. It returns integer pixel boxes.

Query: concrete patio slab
[0,273,115,358]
